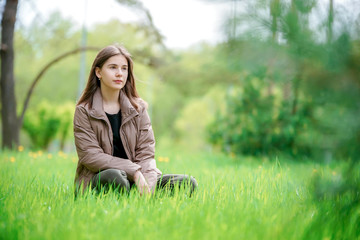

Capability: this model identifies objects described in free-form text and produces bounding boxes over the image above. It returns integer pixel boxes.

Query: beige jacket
[73,88,161,193]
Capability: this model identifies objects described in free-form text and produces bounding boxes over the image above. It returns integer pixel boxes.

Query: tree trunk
[292,64,302,115]
[327,0,334,44]
[1,0,19,149]
[267,0,281,96]
[270,0,280,42]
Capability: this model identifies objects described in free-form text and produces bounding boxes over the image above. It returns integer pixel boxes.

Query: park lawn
[0,148,359,240]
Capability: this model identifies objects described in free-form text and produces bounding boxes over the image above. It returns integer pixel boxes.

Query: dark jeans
[91,169,198,196]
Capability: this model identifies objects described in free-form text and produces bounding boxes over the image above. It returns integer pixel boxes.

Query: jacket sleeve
[134,105,162,191]
[74,106,141,181]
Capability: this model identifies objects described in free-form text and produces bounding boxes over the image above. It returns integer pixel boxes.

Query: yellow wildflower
[47,154,53,159]
[29,152,37,159]
[158,156,169,163]
[58,151,68,159]
[10,157,16,163]
[18,145,24,152]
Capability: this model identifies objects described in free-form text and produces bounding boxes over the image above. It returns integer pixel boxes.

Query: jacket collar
[89,88,138,120]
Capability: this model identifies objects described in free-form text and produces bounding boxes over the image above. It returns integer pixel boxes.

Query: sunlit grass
[0,148,358,239]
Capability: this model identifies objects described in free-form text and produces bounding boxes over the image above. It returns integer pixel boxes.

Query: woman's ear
[95,67,101,79]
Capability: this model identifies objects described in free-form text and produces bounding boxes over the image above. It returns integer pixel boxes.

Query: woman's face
[95,54,128,91]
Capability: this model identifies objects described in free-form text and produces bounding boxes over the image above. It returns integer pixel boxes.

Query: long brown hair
[77,45,140,110]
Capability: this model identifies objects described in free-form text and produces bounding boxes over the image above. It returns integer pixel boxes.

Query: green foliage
[152,44,234,144]
[23,101,75,150]
[11,2,359,158]
[206,0,360,160]
[173,86,226,150]
[208,75,313,156]
[304,162,360,239]
[14,11,165,110]
[151,82,184,142]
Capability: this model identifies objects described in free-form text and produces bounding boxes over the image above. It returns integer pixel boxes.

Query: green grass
[0,148,359,240]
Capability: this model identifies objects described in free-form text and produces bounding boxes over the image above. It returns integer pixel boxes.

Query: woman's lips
[114,80,122,84]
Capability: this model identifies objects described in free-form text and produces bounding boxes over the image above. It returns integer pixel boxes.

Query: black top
[105,111,128,159]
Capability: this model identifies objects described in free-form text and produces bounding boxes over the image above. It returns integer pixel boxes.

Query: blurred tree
[208,74,313,156]
[1,0,19,149]
[115,0,165,48]
[270,0,281,42]
[327,0,334,44]
[206,0,360,159]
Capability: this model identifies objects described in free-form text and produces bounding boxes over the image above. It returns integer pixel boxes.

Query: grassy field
[0,148,359,240]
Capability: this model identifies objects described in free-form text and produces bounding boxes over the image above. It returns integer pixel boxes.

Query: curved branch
[18,46,100,128]
[115,0,165,47]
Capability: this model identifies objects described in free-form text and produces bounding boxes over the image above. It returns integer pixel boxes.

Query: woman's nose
[116,68,122,76]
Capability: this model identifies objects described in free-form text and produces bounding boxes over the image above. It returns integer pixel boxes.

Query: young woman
[73,45,197,197]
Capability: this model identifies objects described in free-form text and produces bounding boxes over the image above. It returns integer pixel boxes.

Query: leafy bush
[23,100,75,150]
[207,75,314,156]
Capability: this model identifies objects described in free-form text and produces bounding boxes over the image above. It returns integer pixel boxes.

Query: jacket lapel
[88,88,113,153]
[119,90,139,125]
[89,88,107,120]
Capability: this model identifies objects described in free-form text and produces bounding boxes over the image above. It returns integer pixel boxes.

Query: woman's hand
[134,170,151,196]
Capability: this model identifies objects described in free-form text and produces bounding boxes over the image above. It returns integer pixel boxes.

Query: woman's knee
[188,176,198,191]
[100,169,126,180]
[92,169,130,192]
[184,176,198,195]
[159,174,198,194]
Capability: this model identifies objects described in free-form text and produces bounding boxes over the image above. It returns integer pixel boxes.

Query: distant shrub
[23,101,75,150]
[207,75,314,156]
